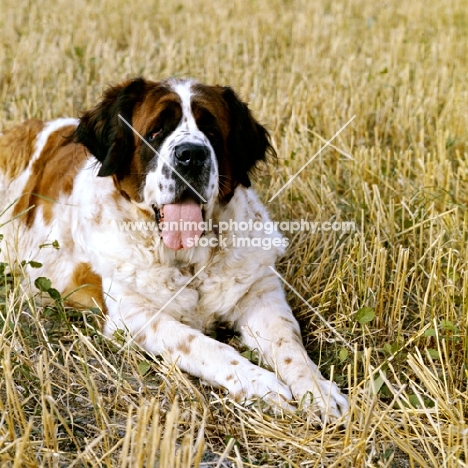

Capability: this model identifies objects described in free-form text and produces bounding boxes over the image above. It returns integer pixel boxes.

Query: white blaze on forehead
[168,80,208,146]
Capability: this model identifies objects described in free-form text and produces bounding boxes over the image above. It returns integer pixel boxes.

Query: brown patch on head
[132,88,182,137]
[73,78,182,203]
[0,119,44,181]
[121,87,182,200]
[63,262,104,310]
[190,86,232,202]
[13,125,87,226]
[192,83,275,203]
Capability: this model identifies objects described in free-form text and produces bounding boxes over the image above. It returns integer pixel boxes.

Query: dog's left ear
[73,77,147,177]
[221,87,276,199]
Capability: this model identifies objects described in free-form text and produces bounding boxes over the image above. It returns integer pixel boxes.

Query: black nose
[174,143,208,168]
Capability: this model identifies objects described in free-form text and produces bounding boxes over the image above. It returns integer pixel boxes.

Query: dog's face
[73,78,273,249]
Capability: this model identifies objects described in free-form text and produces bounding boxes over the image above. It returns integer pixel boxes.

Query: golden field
[0,0,467,466]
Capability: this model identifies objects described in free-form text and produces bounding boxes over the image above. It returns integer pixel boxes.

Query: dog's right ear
[72,77,147,177]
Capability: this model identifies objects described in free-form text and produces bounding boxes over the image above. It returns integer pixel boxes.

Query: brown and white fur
[0,78,348,421]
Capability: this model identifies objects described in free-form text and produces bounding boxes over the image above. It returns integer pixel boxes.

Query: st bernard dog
[0,77,348,421]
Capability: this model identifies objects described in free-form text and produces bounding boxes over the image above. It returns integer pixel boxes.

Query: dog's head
[73,77,274,249]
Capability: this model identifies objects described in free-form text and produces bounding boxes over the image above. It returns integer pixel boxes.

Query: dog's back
[0,119,45,212]
[0,118,102,308]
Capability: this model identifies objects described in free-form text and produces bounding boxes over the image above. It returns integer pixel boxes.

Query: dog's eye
[147,129,162,142]
[203,127,219,141]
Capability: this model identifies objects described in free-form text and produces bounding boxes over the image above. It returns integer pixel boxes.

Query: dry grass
[1,0,468,466]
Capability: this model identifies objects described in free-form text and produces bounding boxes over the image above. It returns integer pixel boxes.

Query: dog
[0,77,348,421]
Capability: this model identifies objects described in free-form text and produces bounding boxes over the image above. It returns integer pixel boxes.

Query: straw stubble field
[0,0,467,466]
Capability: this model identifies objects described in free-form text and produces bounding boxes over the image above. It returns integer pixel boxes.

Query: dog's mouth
[153,191,205,251]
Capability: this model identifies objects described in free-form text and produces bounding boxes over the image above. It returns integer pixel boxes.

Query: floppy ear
[222,87,275,192]
[73,77,147,177]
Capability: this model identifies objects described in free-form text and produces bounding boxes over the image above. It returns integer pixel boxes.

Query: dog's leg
[105,308,293,409]
[235,272,349,422]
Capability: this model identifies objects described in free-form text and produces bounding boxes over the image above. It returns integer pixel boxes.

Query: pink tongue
[160,199,203,250]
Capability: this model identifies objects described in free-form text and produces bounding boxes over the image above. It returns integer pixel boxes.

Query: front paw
[225,366,294,411]
[291,375,349,423]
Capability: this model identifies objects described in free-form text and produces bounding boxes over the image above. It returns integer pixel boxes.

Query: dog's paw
[225,366,294,412]
[291,374,349,424]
